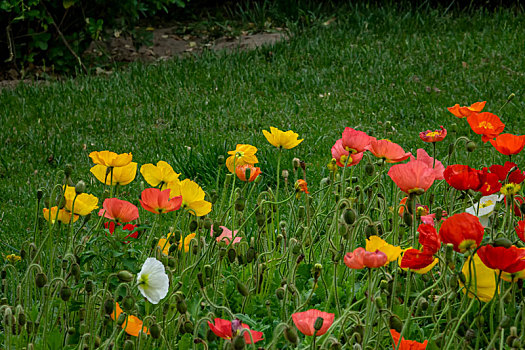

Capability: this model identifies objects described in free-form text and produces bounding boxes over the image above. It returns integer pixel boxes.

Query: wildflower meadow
[1,3,525,350]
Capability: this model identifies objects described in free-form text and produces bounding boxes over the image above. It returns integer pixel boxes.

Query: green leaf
[178,333,193,348]
[63,0,75,9]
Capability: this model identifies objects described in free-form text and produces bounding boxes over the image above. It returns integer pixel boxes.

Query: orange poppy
[295,179,309,194]
[235,164,261,182]
[111,302,149,337]
[390,329,428,349]
[447,101,486,118]
[419,126,447,143]
[489,133,525,156]
[367,139,411,163]
[466,112,505,143]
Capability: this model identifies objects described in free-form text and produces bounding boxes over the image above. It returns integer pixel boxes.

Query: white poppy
[137,258,169,304]
[465,194,503,227]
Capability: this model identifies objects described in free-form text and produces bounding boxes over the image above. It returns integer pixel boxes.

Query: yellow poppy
[366,236,402,263]
[43,206,79,224]
[140,161,180,189]
[89,151,132,167]
[225,144,258,173]
[63,186,99,216]
[459,253,498,302]
[262,127,304,149]
[111,302,149,337]
[90,162,137,186]
[158,232,196,254]
[5,254,21,263]
[167,179,212,216]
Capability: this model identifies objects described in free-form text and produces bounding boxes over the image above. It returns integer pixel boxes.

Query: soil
[0,28,287,90]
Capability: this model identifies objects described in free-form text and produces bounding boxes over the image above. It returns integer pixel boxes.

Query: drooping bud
[150,323,161,339]
[104,298,115,315]
[123,340,135,350]
[343,208,356,225]
[122,296,135,312]
[466,140,477,153]
[292,158,301,170]
[389,315,403,333]
[313,263,322,281]
[227,248,237,263]
[75,180,86,195]
[284,325,298,345]
[232,334,246,350]
[37,188,44,201]
[365,163,375,176]
[217,155,225,166]
[36,273,47,288]
[276,287,285,300]
[235,197,245,212]
[493,237,513,248]
[365,223,378,237]
[189,220,198,232]
[236,281,249,297]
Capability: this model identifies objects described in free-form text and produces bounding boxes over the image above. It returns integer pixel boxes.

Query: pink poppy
[292,309,335,336]
[210,225,242,245]
[341,127,371,154]
[388,160,435,194]
[331,139,364,167]
[410,148,445,180]
[367,139,411,163]
[139,188,182,214]
[99,198,139,223]
[344,247,388,269]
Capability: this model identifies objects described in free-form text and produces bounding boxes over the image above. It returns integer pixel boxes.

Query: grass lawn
[1,3,524,244]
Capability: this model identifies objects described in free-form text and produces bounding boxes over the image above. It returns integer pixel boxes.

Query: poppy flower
[104,222,139,242]
[295,179,309,194]
[341,127,371,154]
[447,101,486,118]
[515,220,525,242]
[111,302,149,337]
[211,226,242,245]
[367,139,411,163]
[477,245,525,274]
[508,195,525,217]
[5,254,21,264]
[139,188,182,214]
[465,194,503,227]
[235,164,261,182]
[262,127,304,149]
[99,198,139,223]
[410,148,445,180]
[466,112,505,143]
[490,134,525,156]
[459,253,497,302]
[365,236,402,263]
[167,179,212,216]
[443,164,484,191]
[291,309,335,337]
[390,329,428,349]
[418,224,441,253]
[388,160,435,195]
[63,186,99,216]
[157,232,196,255]
[137,257,169,304]
[89,151,133,168]
[140,161,180,190]
[419,125,447,143]
[477,168,502,196]
[331,139,364,167]
[439,213,484,253]
[400,249,436,270]
[90,162,138,186]
[208,318,264,344]
[489,162,525,184]
[226,144,259,173]
[501,183,522,196]
[43,206,79,224]
[344,247,388,269]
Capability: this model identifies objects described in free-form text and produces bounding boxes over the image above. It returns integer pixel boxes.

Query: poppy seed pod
[284,325,298,345]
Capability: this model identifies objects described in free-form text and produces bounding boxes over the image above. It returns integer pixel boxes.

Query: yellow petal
[460,253,498,302]
[366,235,402,263]
[91,163,137,186]
[89,151,132,167]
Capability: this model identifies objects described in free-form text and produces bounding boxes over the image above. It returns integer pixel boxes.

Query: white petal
[137,258,169,304]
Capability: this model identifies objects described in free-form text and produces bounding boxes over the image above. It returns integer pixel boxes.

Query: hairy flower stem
[363,268,374,345]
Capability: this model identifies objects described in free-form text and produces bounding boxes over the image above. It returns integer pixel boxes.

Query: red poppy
[418,224,441,254]
[139,188,182,214]
[477,168,502,196]
[506,195,525,217]
[439,213,484,253]
[447,101,486,118]
[104,222,139,242]
[490,134,525,156]
[477,245,525,273]
[515,220,525,242]
[344,247,388,269]
[341,127,371,154]
[98,198,139,223]
[466,112,505,143]
[235,164,261,182]
[331,139,364,167]
[419,125,447,143]
[400,249,436,270]
[292,309,335,337]
[444,164,484,191]
[367,139,411,163]
[390,329,428,350]
[489,162,525,185]
[207,318,264,344]
[388,160,435,195]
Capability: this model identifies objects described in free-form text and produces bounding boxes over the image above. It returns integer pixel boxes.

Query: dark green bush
[0,0,187,75]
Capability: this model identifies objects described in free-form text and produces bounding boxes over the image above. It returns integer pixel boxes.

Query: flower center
[478,121,494,130]
[459,239,477,253]
[480,200,494,208]
[425,131,440,137]
[501,183,521,196]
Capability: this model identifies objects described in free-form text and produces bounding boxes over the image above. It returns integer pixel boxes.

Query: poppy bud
[236,281,249,297]
[85,282,94,295]
[417,297,429,311]
[235,197,245,212]
[35,273,47,288]
[507,93,516,102]
[123,340,134,350]
[197,272,205,288]
[232,334,246,350]
[292,158,301,170]
[448,143,455,158]
[445,243,454,265]
[320,177,331,187]
[227,248,237,263]
[78,308,86,321]
[365,223,378,237]
[203,218,213,230]
[116,313,127,327]
[313,317,324,332]
[183,320,194,334]
[64,163,73,178]
[75,180,86,195]
[217,155,225,166]
[434,207,443,221]
[493,237,513,248]
[150,323,161,339]
[104,298,115,315]
[389,315,403,333]
[189,220,198,232]
[402,211,412,227]
[176,299,187,314]
[1,269,6,279]
[203,264,212,279]
[246,247,256,263]
[313,263,322,281]
[466,140,476,153]
[353,344,362,350]
[275,287,285,300]
[37,188,44,201]
[343,208,356,225]
[282,169,289,180]
[298,206,306,219]
[117,270,134,283]
[375,296,384,310]
[500,315,511,328]
[16,305,25,326]
[122,296,134,311]
[70,263,81,281]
